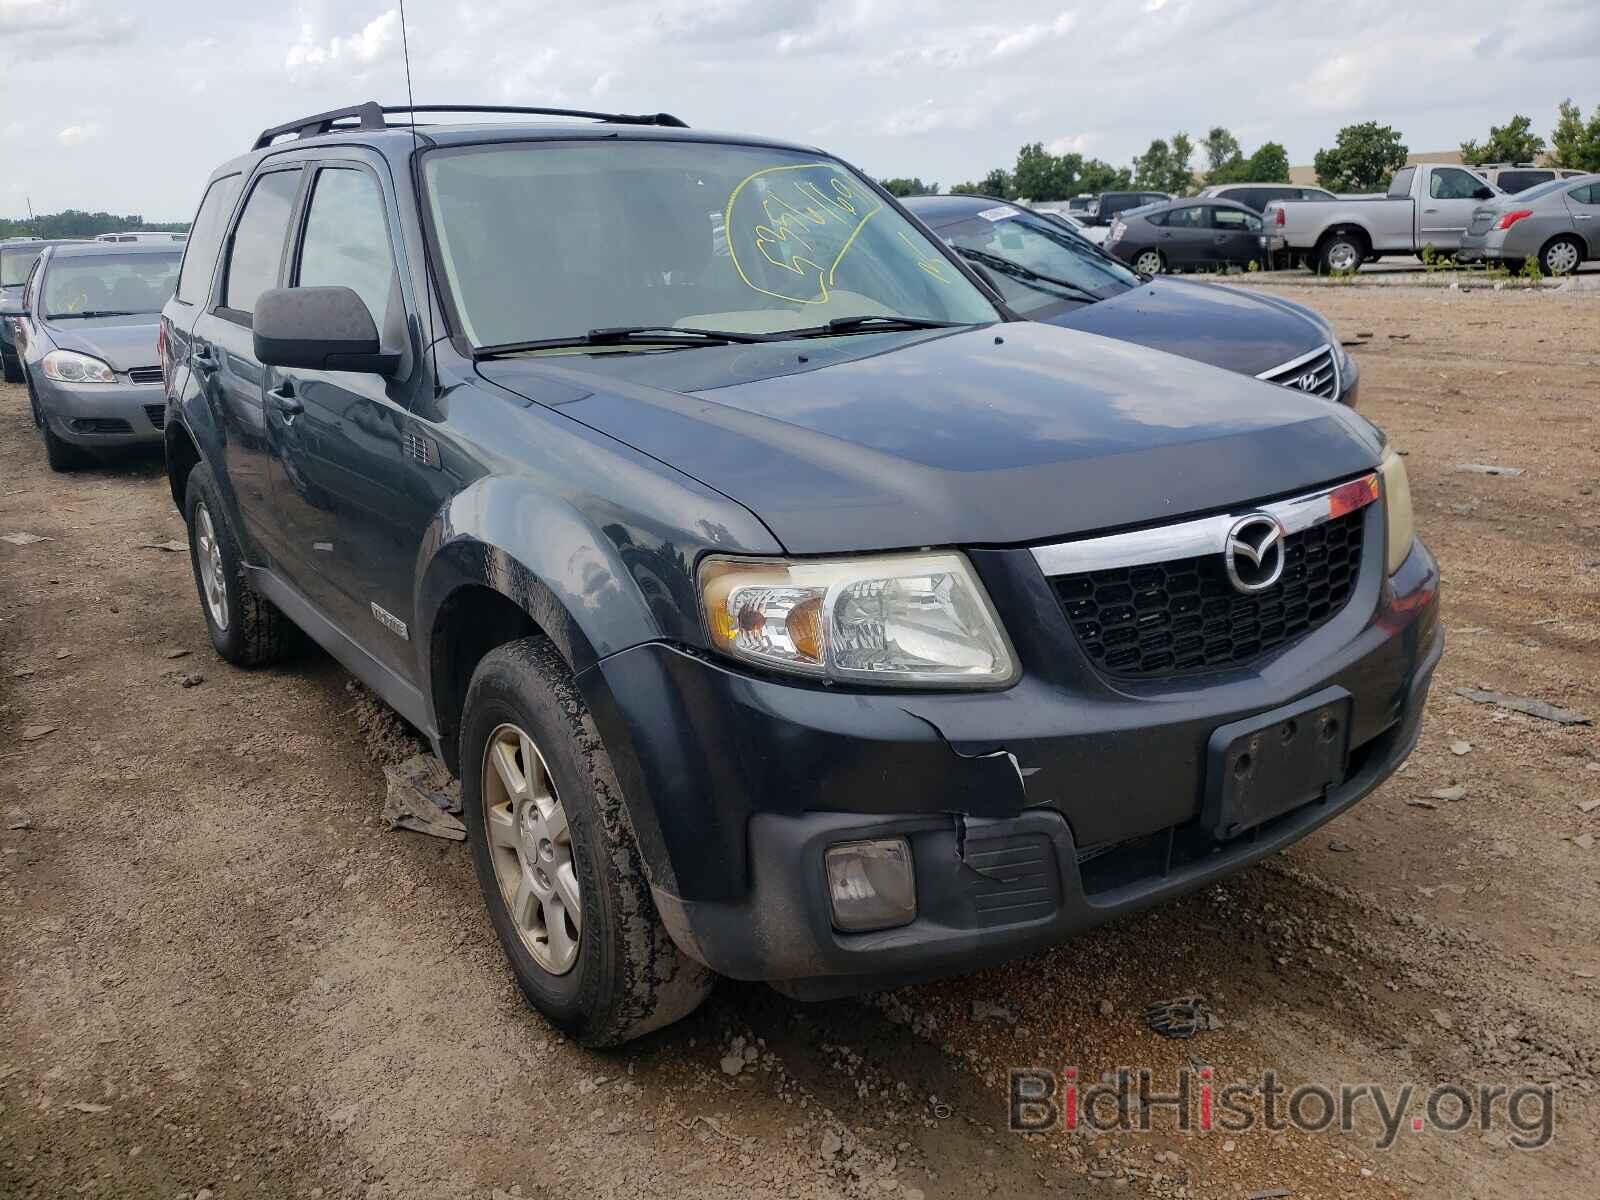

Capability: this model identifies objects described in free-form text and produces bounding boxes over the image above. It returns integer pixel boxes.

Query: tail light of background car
[1272,207,1286,226]
[1108,220,1126,244]
[157,322,169,390]
[1494,210,1534,231]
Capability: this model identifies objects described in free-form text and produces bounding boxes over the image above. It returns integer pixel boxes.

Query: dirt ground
[2,285,1597,1200]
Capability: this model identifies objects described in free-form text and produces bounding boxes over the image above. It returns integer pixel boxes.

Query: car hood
[1052,278,1329,378]
[42,314,161,370]
[476,322,1382,555]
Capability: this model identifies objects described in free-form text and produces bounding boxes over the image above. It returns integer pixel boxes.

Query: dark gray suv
[159,102,1440,1044]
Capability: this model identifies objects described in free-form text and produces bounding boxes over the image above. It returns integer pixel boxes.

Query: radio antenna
[396,0,440,396]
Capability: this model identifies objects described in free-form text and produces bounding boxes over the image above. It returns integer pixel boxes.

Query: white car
[1029,203,1109,244]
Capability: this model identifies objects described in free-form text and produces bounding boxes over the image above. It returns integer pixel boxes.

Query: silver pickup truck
[1264,163,1503,273]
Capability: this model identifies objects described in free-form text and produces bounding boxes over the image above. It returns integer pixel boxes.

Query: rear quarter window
[175,174,243,305]
[1387,167,1416,198]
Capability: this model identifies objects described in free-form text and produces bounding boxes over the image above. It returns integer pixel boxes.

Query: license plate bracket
[1202,687,1352,840]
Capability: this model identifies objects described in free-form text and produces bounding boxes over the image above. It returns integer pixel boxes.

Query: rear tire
[183,462,296,666]
[1538,237,1582,277]
[461,637,713,1046]
[1133,249,1165,275]
[1315,231,1366,275]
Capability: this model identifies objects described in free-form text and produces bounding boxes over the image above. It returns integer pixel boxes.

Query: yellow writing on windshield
[724,163,884,304]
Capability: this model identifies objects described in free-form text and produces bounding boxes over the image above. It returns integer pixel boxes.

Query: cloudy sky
[2,0,1597,220]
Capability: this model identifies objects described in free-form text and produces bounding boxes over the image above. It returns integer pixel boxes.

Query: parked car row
[7,102,1438,1049]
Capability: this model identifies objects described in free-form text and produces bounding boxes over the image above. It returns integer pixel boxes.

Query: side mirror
[252,286,398,375]
[1473,186,1494,201]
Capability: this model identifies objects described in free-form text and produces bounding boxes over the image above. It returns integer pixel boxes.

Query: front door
[1160,205,1211,267]
[1419,167,1492,251]
[1565,183,1600,258]
[1208,205,1263,267]
[191,166,304,564]
[265,159,437,681]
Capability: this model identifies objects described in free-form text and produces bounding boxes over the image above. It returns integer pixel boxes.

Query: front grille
[128,366,162,385]
[1258,344,1338,399]
[69,418,132,434]
[1052,508,1365,678]
[144,404,165,430]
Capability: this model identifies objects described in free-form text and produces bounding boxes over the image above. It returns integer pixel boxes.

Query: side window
[1301,188,1335,201]
[1430,168,1485,200]
[175,173,242,305]
[295,167,398,325]
[1212,207,1253,230]
[1144,210,1168,227]
[1167,206,1206,229]
[1499,171,1549,193]
[221,168,302,318]
[1387,167,1416,198]
[1569,184,1598,206]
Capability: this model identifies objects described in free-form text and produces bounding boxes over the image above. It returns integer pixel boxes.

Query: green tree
[1078,158,1132,193]
[0,210,190,240]
[1550,98,1600,172]
[1011,142,1081,201]
[1460,114,1545,165]
[1313,122,1408,192]
[1201,126,1243,179]
[878,177,938,197]
[1243,141,1291,182]
[1133,132,1196,195]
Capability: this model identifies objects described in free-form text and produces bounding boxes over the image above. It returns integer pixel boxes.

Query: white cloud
[286,9,398,73]
[1047,133,1098,155]
[56,121,103,146]
[990,12,1075,59]
[0,0,73,32]
[875,101,984,137]
[0,119,26,140]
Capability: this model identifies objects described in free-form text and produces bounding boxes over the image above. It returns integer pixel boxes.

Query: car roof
[208,120,825,181]
[49,241,185,259]
[1,238,93,249]
[1128,196,1258,217]
[1206,182,1325,191]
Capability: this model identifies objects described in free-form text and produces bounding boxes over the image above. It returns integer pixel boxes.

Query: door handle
[191,345,218,373]
[1575,214,1594,221]
[1422,207,1439,214]
[268,382,304,416]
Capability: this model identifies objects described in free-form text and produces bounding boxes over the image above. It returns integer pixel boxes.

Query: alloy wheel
[1134,250,1163,274]
[194,503,229,631]
[1326,241,1360,273]
[482,722,581,975]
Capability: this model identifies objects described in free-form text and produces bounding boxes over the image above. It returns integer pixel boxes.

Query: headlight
[1378,447,1415,574]
[42,349,115,384]
[699,552,1016,687]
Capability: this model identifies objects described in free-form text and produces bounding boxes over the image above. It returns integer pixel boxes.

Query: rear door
[1565,183,1600,257]
[1158,204,1211,266]
[265,155,433,678]
[161,172,243,413]
[1208,205,1263,265]
[1420,166,1492,250]
[189,165,305,563]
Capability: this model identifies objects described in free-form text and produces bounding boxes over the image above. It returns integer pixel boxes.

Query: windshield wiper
[955,249,1103,305]
[46,309,144,320]
[475,326,771,357]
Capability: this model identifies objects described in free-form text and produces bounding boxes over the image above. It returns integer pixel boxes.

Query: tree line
[880,97,1600,201]
[0,210,190,240]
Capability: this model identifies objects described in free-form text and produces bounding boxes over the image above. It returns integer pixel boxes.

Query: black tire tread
[183,462,295,667]
[466,637,713,1046]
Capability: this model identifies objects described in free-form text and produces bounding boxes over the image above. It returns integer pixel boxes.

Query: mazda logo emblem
[1224,514,1287,594]
[1294,371,1320,392]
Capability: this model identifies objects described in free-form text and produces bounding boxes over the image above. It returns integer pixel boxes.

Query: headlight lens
[42,349,115,384]
[699,552,1016,687]
[1378,447,1415,574]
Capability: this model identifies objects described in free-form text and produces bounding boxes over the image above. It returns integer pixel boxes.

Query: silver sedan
[1459,174,1600,275]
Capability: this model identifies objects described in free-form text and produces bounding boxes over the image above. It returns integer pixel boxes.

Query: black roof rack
[252,102,688,150]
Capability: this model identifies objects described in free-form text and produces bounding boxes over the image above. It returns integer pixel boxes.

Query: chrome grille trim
[1256,343,1339,399]
[1029,473,1379,578]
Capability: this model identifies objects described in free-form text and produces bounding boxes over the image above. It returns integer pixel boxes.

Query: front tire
[183,462,296,666]
[30,383,89,472]
[461,637,713,1046]
[2,354,22,384]
[1539,237,1582,277]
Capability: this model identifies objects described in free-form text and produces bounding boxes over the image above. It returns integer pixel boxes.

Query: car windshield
[422,140,999,349]
[41,252,181,318]
[1,246,42,288]
[930,205,1140,318]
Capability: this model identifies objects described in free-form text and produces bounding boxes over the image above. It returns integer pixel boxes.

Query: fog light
[825,838,916,932]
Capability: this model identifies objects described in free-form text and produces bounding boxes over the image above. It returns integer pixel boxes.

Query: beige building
[1289,149,1464,187]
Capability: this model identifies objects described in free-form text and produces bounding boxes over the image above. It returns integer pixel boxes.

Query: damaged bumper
[579,533,1441,995]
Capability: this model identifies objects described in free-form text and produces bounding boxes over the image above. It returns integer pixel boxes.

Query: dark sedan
[2,238,91,381]
[905,194,1357,405]
[1103,197,1267,274]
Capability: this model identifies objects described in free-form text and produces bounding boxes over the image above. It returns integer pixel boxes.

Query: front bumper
[581,518,1441,994]
[34,376,165,447]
